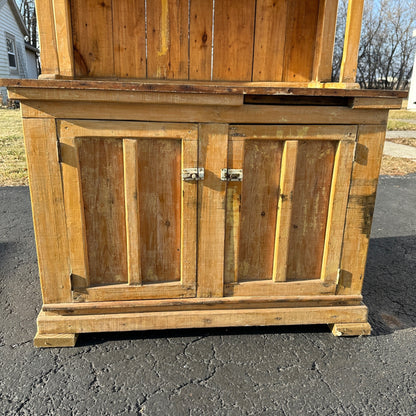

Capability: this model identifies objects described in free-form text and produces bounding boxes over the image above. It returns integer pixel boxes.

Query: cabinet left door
[57,120,198,302]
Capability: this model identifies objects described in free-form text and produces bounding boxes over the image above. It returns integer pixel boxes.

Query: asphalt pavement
[1,174,415,415]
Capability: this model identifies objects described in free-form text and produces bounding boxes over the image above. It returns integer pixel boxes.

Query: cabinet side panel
[137,139,182,283]
[286,140,336,280]
[338,125,386,295]
[78,138,127,284]
[22,118,72,303]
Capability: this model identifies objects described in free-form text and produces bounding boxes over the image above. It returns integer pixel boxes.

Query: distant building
[0,0,38,105]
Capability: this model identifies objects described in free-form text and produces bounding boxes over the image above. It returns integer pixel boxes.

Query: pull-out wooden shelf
[2,81,405,347]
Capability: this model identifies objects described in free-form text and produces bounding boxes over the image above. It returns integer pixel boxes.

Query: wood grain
[78,138,127,285]
[113,0,146,78]
[213,0,256,81]
[147,0,189,79]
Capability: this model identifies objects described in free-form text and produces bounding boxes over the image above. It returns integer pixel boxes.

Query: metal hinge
[182,168,204,181]
[221,168,243,182]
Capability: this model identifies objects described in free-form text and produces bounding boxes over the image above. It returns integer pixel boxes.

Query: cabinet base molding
[35,304,370,347]
[34,332,79,348]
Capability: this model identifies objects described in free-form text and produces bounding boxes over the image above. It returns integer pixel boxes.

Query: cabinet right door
[224,125,357,297]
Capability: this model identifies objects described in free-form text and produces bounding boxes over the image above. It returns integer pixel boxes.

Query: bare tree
[333,0,416,89]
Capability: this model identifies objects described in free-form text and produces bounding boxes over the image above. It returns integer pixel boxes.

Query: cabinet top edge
[0,78,408,99]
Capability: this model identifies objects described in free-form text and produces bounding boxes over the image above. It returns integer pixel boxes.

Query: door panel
[224,125,356,297]
[58,120,198,301]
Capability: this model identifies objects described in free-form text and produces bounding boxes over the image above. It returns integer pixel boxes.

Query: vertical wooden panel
[35,0,60,76]
[320,139,355,284]
[22,118,71,303]
[213,0,256,81]
[189,0,213,80]
[52,0,74,77]
[123,139,142,285]
[338,125,386,295]
[198,124,228,297]
[137,139,182,283]
[238,140,283,281]
[339,0,365,83]
[252,0,287,81]
[224,140,244,284]
[273,141,298,282]
[78,138,127,284]
[71,0,114,77]
[147,0,189,79]
[113,0,146,78]
[312,0,339,82]
[282,0,321,82]
[181,139,198,287]
[60,137,89,289]
[286,141,336,280]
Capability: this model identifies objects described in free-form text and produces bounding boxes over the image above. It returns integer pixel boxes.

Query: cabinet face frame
[57,120,199,302]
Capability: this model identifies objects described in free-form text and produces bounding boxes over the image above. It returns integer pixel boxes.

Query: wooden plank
[312,0,339,82]
[43,295,364,315]
[22,118,71,303]
[224,140,244,284]
[37,305,369,334]
[34,332,78,348]
[352,97,403,109]
[197,124,228,297]
[23,101,391,126]
[224,280,335,297]
[189,0,213,80]
[320,139,355,285]
[181,139,198,288]
[72,282,195,302]
[286,141,336,280]
[78,138,127,285]
[273,141,298,282]
[147,0,189,79]
[59,137,89,289]
[252,0,287,81]
[52,0,74,77]
[237,140,283,281]
[35,0,60,75]
[136,139,182,283]
[58,120,198,139]
[330,322,371,336]
[339,0,365,83]
[3,78,408,98]
[123,139,142,285]
[337,125,387,295]
[213,0,256,81]
[282,0,321,82]
[7,88,244,105]
[230,125,356,141]
[70,0,114,77]
[113,0,146,78]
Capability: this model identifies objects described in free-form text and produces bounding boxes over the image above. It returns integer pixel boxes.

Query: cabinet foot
[329,322,372,337]
[34,332,79,348]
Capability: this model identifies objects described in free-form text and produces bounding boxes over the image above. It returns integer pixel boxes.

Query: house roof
[0,0,29,38]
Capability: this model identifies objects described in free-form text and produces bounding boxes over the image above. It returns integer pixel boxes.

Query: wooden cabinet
[0,0,406,347]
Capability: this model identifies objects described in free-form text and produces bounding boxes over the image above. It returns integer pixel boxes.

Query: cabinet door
[224,125,357,297]
[58,120,198,302]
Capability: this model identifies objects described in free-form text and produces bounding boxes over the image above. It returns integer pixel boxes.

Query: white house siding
[0,0,38,103]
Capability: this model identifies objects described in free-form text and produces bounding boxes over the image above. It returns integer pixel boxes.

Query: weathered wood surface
[2,79,408,98]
